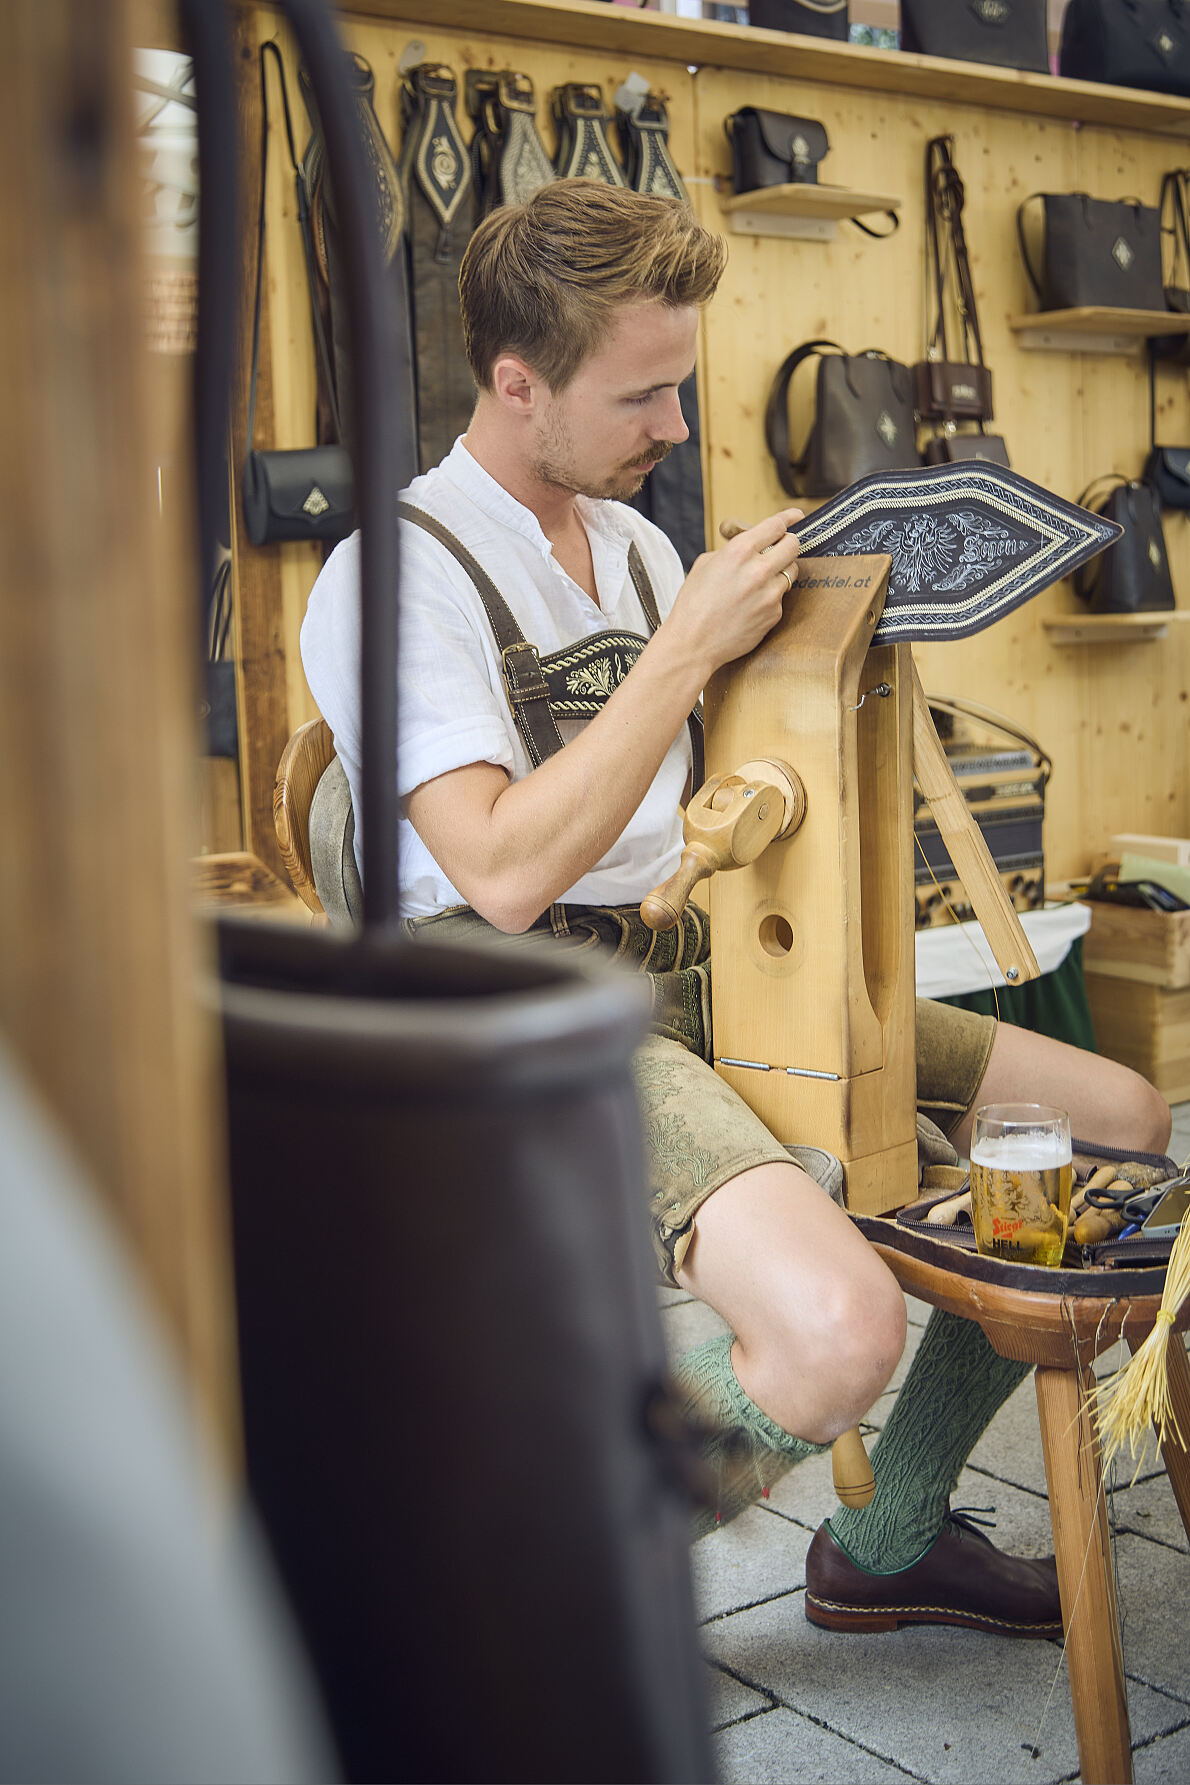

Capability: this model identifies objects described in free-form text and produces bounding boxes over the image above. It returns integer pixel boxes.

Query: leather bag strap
[764,339,841,496]
[248,42,342,449]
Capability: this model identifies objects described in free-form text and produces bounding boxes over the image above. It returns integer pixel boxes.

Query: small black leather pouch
[242,445,356,547]
[1144,444,1190,508]
[725,108,829,192]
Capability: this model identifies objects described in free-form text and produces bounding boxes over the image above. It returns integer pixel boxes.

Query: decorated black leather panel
[794,462,1122,642]
[537,631,648,717]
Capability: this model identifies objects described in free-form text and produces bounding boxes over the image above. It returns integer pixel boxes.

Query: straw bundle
[1091,1211,1190,1476]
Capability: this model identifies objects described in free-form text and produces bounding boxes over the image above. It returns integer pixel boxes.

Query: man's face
[530,302,698,501]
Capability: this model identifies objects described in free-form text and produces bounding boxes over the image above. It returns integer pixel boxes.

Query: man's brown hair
[459,178,727,393]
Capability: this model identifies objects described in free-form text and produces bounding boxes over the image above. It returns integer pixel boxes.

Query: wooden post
[0,0,240,1465]
[704,554,918,1216]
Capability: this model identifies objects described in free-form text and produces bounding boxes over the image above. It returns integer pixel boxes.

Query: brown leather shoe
[804,1513,1063,1638]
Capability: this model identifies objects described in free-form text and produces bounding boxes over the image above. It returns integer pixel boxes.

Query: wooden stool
[856,1223,1190,1785]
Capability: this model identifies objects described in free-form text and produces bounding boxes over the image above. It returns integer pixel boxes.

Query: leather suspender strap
[466,69,556,213]
[552,84,625,184]
[398,502,703,784]
[398,64,478,473]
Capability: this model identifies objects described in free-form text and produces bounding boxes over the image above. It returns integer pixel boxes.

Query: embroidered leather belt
[467,68,556,212]
[398,62,478,472]
[552,83,625,184]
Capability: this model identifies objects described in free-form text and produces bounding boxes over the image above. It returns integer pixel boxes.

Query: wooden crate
[1084,972,1190,1105]
[1080,901,1190,989]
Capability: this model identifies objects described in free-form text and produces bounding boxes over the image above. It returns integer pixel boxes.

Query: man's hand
[662,506,803,682]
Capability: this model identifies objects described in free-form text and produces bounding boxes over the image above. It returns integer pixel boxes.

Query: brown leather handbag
[765,340,920,497]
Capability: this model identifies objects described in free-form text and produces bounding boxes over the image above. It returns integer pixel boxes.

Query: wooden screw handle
[640,842,719,933]
[832,1425,875,1508]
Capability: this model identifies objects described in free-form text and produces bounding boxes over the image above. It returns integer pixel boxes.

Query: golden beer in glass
[970,1104,1073,1268]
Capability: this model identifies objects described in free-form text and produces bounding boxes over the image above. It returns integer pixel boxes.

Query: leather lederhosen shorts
[408,903,996,1285]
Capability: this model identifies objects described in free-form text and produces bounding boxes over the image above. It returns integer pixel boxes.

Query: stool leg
[1035,1361,1132,1785]
[1138,1332,1190,1547]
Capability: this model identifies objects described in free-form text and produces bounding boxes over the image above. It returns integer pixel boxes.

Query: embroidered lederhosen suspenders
[397,502,704,787]
[551,84,626,185]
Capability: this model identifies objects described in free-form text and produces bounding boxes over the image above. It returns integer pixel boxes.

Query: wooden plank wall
[236,1,1190,883]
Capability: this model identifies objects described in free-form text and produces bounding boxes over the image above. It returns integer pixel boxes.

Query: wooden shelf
[345,0,1190,138]
[718,180,900,241]
[1041,611,1190,645]
[1008,307,1190,355]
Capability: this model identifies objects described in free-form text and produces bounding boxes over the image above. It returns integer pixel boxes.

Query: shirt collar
[440,437,636,568]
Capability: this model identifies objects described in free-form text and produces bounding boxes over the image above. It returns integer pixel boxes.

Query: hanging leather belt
[297,53,416,482]
[398,62,478,473]
[613,87,708,575]
[552,83,625,184]
[398,501,704,786]
[466,69,556,213]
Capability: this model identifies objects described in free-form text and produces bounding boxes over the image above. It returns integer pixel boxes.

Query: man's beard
[532,433,674,501]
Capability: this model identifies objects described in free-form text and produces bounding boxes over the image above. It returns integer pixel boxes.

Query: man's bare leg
[676,1159,907,1443]
[949,1022,1172,1160]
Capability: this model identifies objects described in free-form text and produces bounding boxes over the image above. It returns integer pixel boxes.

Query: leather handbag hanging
[765,340,920,498]
[725,107,829,191]
[747,1,850,40]
[914,136,1010,467]
[1016,192,1166,312]
[1073,476,1176,612]
[242,42,355,548]
[1150,169,1190,363]
[1059,0,1190,98]
[1144,344,1190,507]
[900,0,1050,72]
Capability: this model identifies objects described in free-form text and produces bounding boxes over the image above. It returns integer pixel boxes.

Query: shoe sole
[805,1591,1062,1639]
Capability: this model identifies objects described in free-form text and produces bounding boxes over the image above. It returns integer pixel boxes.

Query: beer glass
[970,1103,1073,1268]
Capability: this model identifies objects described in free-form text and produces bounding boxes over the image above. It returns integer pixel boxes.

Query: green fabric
[671,1332,828,1542]
[941,936,1095,1052]
[827,1308,1030,1573]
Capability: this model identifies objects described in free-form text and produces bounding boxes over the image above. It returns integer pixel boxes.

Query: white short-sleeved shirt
[300,438,692,918]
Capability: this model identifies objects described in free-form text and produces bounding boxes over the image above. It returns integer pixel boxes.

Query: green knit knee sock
[672,1331,828,1542]
[829,1308,1031,1573]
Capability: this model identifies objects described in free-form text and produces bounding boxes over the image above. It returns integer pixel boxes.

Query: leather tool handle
[831,1426,875,1508]
[641,763,805,932]
[910,657,1040,987]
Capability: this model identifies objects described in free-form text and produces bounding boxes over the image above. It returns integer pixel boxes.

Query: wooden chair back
[273,717,336,915]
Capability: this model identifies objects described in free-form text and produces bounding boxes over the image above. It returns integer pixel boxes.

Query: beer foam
[971,1131,1071,1169]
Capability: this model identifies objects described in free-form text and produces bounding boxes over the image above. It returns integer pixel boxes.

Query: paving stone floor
[660,1100,1190,1785]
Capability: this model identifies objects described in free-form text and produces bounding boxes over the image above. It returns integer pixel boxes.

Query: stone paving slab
[705,1660,769,1731]
[692,1503,811,1624]
[1111,1532,1190,1704]
[660,1295,728,1359]
[703,1591,1180,1785]
[714,1706,918,1783]
[1134,1719,1190,1785]
[1110,1471,1190,1553]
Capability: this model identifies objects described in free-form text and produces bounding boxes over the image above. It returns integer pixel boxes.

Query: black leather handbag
[748,0,850,39]
[1144,344,1190,508]
[1074,477,1176,612]
[725,107,829,190]
[900,0,1050,72]
[1016,193,1165,312]
[1060,0,1190,97]
[766,340,920,497]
